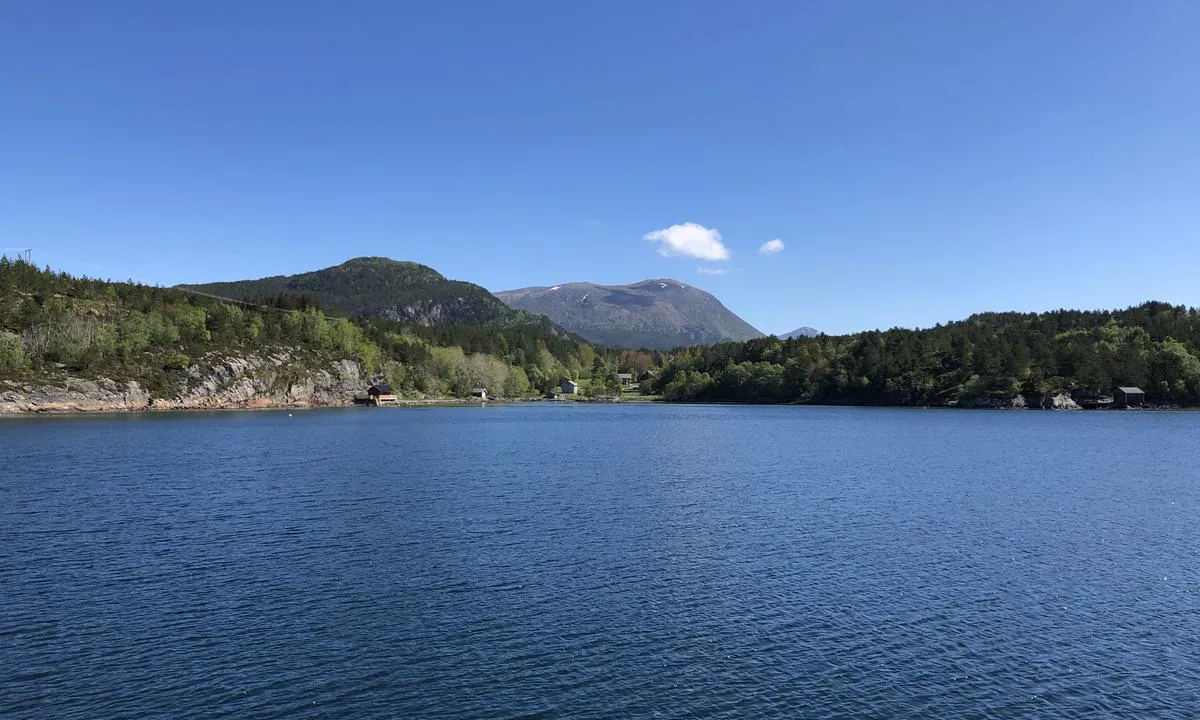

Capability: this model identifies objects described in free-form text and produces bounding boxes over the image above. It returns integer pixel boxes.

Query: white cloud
[759,239,785,255]
[643,222,731,261]
[696,267,729,275]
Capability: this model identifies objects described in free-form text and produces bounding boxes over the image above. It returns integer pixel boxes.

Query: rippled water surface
[3,404,1199,718]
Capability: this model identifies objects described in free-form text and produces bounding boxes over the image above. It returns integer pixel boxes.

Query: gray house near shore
[560,379,579,395]
[1115,386,1145,406]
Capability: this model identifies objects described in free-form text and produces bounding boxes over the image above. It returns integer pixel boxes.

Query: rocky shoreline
[963,392,1081,410]
[0,366,1172,414]
[0,350,368,414]
[0,349,519,414]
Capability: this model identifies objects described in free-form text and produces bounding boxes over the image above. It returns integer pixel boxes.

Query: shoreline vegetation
[639,305,1200,409]
[4,258,1200,414]
[0,258,639,414]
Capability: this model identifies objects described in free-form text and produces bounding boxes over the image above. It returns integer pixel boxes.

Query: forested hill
[645,302,1200,407]
[180,257,544,329]
[0,258,624,409]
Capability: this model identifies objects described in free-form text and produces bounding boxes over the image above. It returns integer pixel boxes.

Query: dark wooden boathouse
[1114,386,1145,407]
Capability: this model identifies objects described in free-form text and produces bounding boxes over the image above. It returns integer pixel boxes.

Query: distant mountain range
[781,326,820,338]
[180,258,812,350]
[495,279,764,350]
[180,257,526,327]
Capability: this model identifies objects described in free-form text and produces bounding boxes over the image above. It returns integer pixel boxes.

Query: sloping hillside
[496,279,764,350]
[0,258,607,410]
[180,257,515,326]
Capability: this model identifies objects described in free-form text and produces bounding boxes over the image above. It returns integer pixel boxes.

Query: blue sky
[2,2,1198,335]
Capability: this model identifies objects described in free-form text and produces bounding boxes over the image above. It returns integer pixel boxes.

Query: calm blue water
[2,404,1198,719]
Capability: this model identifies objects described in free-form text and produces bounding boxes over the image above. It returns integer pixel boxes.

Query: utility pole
[0,248,32,263]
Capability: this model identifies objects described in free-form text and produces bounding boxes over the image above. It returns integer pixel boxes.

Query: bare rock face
[0,378,153,413]
[1041,392,1081,410]
[0,349,366,413]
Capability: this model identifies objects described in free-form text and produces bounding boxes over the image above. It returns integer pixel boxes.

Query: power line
[0,248,32,263]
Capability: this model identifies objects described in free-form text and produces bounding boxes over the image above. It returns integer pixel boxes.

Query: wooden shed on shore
[1115,386,1145,406]
[367,383,397,406]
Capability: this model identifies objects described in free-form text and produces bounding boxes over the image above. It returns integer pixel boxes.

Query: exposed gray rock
[0,349,365,413]
[1041,392,1081,410]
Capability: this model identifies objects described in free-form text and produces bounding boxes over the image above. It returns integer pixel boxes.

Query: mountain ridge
[495,278,764,350]
[179,257,524,328]
[781,326,820,338]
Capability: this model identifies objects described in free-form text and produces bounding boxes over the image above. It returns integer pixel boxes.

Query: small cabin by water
[560,379,579,395]
[471,388,488,401]
[367,383,398,406]
[1114,386,1145,407]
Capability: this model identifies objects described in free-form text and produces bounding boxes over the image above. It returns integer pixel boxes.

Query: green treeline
[0,259,629,399]
[9,257,1199,408]
[180,256,516,326]
[644,303,1200,406]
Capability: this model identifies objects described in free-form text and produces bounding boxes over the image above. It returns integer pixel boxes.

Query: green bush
[162,350,191,371]
[0,331,26,371]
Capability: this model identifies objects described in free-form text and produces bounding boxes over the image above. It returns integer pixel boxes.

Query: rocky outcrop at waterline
[0,351,365,413]
[963,392,1081,410]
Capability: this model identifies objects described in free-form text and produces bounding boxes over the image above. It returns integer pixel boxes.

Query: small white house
[560,379,579,395]
[471,388,488,401]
